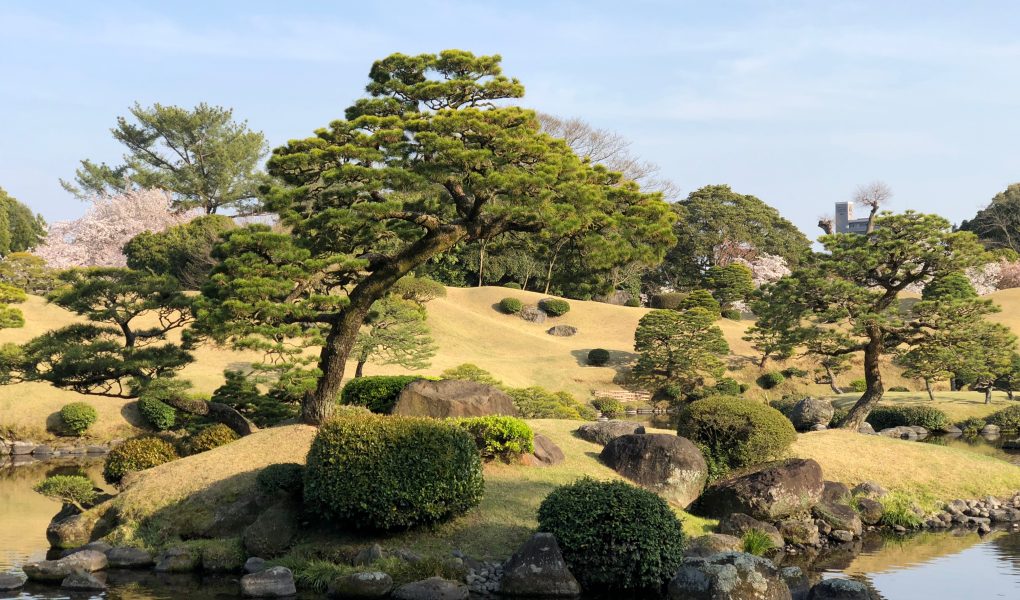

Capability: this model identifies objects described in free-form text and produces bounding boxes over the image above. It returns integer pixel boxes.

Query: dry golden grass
[790,429,1020,503]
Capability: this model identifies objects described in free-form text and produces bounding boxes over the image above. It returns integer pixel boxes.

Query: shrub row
[340,375,422,413]
[986,405,1020,430]
[865,405,949,432]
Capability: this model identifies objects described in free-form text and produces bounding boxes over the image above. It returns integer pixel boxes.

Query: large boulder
[855,498,884,526]
[717,513,785,549]
[812,502,862,537]
[575,420,645,446]
[530,434,565,466]
[392,577,469,600]
[520,305,547,324]
[778,516,820,546]
[684,534,743,558]
[328,571,394,599]
[0,572,27,591]
[694,459,825,521]
[241,566,297,597]
[599,433,708,508]
[499,532,581,597]
[243,502,297,557]
[105,547,154,569]
[790,398,835,431]
[821,481,850,505]
[781,567,810,600]
[547,325,578,337]
[61,569,107,591]
[23,550,108,582]
[46,505,98,549]
[392,380,518,418]
[878,426,919,441]
[154,547,199,573]
[668,552,793,600]
[808,578,875,599]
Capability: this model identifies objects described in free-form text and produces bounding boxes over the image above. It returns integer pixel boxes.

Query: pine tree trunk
[477,241,487,287]
[1008,389,1014,400]
[825,364,843,395]
[841,331,884,430]
[925,378,934,402]
[354,360,365,378]
[985,387,993,404]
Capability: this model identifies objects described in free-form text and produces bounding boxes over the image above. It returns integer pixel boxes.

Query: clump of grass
[879,491,925,528]
[270,554,466,592]
[741,529,775,556]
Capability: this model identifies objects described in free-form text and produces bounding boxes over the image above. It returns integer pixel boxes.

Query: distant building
[834,202,870,234]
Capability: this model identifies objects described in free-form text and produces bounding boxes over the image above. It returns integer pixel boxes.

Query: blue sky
[2,1,1019,239]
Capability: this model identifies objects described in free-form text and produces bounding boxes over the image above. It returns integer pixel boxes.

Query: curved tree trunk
[924,378,935,402]
[825,364,843,395]
[841,332,884,430]
[355,360,366,378]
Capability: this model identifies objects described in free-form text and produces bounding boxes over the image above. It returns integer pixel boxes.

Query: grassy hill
[3,286,1020,440]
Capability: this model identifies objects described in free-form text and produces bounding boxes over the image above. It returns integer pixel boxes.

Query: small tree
[993,353,1020,400]
[0,252,58,294]
[352,297,437,378]
[0,187,46,256]
[705,263,753,310]
[633,308,730,400]
[34,475,97,511]
[0,282,26,329]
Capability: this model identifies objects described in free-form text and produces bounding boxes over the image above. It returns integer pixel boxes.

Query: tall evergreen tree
[0,187,46,256]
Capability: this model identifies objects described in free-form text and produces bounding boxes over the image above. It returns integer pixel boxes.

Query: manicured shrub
[587,348,611,366]
[499,297,523,314]
[591,397,625,418]
[986,405,1020,431]
[721,308,741,321]
[441,363,503,386]
[333,404,373,418]
[713,377,743,396]
[888,386,910,392]
[182,423,240,455]
[34,475,97,509]
[677,289,720,315]
[538,298,571,317]
[757,371,785,390]
[768,398,798,419]
[849,379,867,393]
[957,417,987,433]
[304,415,484,530]
[739,383,751,393]
[103,437,179,483]
[507,386,596,420]
[340,375,422,413]
[137,396,177,431]
[213,371,300,427]
[624,298,642,307]
[651,292,685,310]
[256,462,305,499]
[537,477,686,591]
[452,416,534,461]
[831,407,849,427]
[502,282,522,289]
[865,406,949,432]
[781,367,809,379]
[678,396,796,480]
[59,402,98,436]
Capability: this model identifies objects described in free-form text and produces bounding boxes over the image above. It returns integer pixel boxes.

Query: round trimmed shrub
[137,396,177,431]
[624,298,642,307]
[59,402,98,436]
[591,397,625,419]
[256,462,305,499]
[103,437,179,483]
[721,308,741,321]
[452,416,534,462]
[888,386,910,392]
[651,292,685,310]
[182,423,240,455]
[537,477,686,591]
[304,415,484,530]
[340,375,422,413]
[849,379,867,393]
[677,289,720,315]
[538,298,570,317]
[987,405,1020,431]
[713,377,743,396]
[866,405,949,431]
[678,396,796,479]
[587,348,610,366]
[499,297,524,314]
[757,371,785,390]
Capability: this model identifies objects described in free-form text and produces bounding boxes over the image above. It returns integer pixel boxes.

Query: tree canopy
[197,50,674,424]
[124,214,236,289]
[60,103,268,215]
[960,183,1020,253]
[0,187,46,256]
[632,307,730,401]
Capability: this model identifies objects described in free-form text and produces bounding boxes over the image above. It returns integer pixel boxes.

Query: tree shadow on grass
[119,400,150,430]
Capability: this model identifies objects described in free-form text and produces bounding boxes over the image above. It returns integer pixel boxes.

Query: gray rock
[243,502,297,557]
[61,569,106,591]
[23,550,108,582]
[778,516,821,546]
[830,530,854,543]
[519,305,547,324]
[790,398,835,431]
[857,422,875,435]
[812,503,862,537]
[245,557,268,573]
[850,481,887,499]
[981,424,1001,437]
[821,481,851,505]
[154,547,198,573]
[391,548,423,564]
[781,566,810,600]
[61,541,113,557]
[11,441,35,455]
[530,433,565,466]
[855,498,884,525]
[684,534,743,558]
[694,459,825,521]
[46,506,94,550]
[105,546,154,569]
[717,513,785,549]
[392,576,469,600]
[0,572,27,591]
[32,445,53,456]
[575,420,646,446]
[546,325,577,337]
[879,426,919,440]
[393,380,519,418]
[499,533,580,597]
[808,578,874,599]
[354,543,386,566]
[328,571,394,599]
[668,552,792,600]
[600,433,708,508]
[241,566,297,597]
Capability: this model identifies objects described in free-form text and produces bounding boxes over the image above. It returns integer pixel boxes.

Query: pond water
[2,450,1019,599]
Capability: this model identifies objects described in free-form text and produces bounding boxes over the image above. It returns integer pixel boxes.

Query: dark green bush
[537,477,686,591]
[739,383,751,393]
[651,292,685,310]
[985,405,1020,431]
[831,407,849,427]
[103,437,179,483]
[499,297,523,314]
[538,298,571,317]
[888,386,910,392]
[34,475,97,509]
[721,308,741,321]
[781,367,809,379]
[138,396,177,431]
[452,416,534,461]
[441,363,502,386]
[507,386,596,420]
[678,396,796,480]
[181,423,240,455]
[591,397,625,419]
[587,348,611,366]
[212,370,300,427]
[865,406,949,432]
[757,371,786,389]
[677,289,720,315]
[256,463,305,499]
[624,298,642,307]
[713,377,743,396]
[849,379,867,393]
[768,398,798,419]
[59,402,98,436]
[340,375,422,413]
[304,415,484,530]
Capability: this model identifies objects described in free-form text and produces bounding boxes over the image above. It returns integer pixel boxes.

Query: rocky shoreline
[0,438,114,466]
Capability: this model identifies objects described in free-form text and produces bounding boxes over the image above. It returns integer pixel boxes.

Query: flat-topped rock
[575,420,645,445]
[392,380,518,418]
[694,458,824,521]
[241,566,297,597]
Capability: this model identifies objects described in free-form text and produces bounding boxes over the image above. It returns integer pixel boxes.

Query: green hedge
[499,297,524,314]
[537,477,686,591]
[757,371,785,389]
[256,463,305,500]
[587,348,610,366]
[538,298,570,317]
[591,397,625,419]
[888,386,910,392]
[138,396,177,431]
[982,405,1020,431]
[59,402,97,436]
[865,405,949,431]
[624,298,642,307]
[503,282,522,289]
[304,415,484,530]
[103,437,179,483]
[507,386,596,420]
[340,375,422,413]
[678,396,796,480]
[677,289,720,315]
[452,416,534,462]
[651,292,685,310]
[182,423,240,455]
